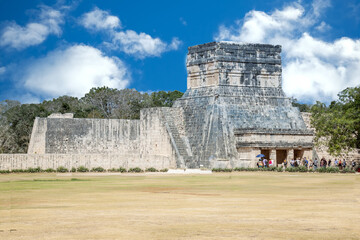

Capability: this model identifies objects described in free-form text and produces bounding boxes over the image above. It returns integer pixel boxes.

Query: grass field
[1,172,359,239]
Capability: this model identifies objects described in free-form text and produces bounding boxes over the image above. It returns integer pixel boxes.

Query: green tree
[3,104,47,153]
[0,100,21,153]
[310,86,360,156]
[41,95,88,117]
[82,87,119,118]
[150,90,183,107]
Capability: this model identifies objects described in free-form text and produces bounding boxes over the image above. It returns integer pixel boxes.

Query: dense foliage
[0,87,183,153]
[310,86,360,156]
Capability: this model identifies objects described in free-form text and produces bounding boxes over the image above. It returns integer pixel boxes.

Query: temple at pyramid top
[186,41,282,89]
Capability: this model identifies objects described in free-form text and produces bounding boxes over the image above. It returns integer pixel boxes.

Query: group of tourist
[256,158,276,168]
[286,157,357,170]
[257,156,358,170]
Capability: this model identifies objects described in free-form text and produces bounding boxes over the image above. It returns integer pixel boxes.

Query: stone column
[269,149,276,161]
[253,148,261,168]
[288,149,294,161]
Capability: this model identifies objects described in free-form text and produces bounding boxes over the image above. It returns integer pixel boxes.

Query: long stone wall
[28,116,140,154]
[0,153,173,170]
[1,107,178,171]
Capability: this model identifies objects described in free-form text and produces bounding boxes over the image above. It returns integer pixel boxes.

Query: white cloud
[80,7,181,58]
[0,5,64,50]
[0,67,5,75]
[79,7,121,31]
[214,1,360,103]
[312,0,331,17]
[315,21,331,32]
[22,45,130,98]
[169,37,181,50]
[112,30,181,58]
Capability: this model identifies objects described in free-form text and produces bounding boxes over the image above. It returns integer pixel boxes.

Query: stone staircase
[161,108,192,168]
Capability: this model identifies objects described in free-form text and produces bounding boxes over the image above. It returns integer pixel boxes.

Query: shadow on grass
[33,178,90,182]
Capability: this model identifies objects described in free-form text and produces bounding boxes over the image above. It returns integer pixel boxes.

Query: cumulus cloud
[80,7,181,58]
[0,5,64,50]
[112,31,181,58]
[79,7,121,31]
[22,45,130,98]
[214,0,359,103]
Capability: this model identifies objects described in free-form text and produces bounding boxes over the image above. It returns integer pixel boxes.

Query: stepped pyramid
[171,42,313,168]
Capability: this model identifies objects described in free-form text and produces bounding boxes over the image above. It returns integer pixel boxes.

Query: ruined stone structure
[0,42,316,170]
[173,42,313,168]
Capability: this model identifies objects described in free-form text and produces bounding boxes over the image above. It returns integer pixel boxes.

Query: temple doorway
[276,150,287,165]
[261,149,270,160]
[294,149,304,160]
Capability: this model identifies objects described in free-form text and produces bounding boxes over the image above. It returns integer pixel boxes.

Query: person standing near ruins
[328,159,332,167]
[351,160,356,170]
[314,158,319,170]
[269,159,273,167]
[265,158,269,168]
[290,159,295,167]
[334,159,339,167]
[304,157,309,169]
[320,158,326,168]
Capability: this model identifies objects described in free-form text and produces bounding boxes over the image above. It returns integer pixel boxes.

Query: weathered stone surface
[174,42,313,168]
[0,153,174,170]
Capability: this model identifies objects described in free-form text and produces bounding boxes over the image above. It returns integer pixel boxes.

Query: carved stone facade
[1,42,316,170]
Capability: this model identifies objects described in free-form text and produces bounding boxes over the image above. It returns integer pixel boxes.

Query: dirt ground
[0,172,359,240]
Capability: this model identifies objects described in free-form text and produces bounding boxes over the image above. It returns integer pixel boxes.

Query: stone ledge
[234,128,314,135]
[236,142,313,148]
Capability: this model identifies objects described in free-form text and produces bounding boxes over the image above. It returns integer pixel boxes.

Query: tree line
[0,87,183,153]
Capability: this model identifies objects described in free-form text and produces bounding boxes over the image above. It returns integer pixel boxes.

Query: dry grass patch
[0,172,359,239]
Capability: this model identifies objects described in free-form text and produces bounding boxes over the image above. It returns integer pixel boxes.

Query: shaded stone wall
[139,108,177,169]
[45,118,140,154]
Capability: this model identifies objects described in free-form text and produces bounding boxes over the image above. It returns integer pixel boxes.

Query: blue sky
[0,0,359,104]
